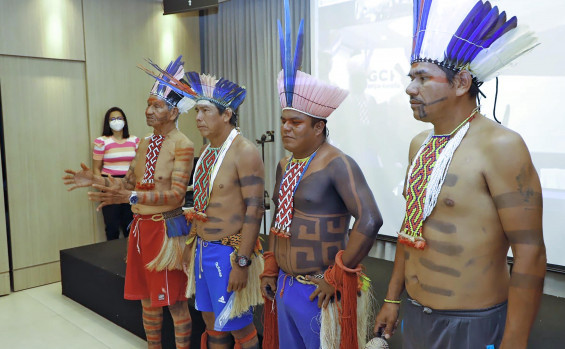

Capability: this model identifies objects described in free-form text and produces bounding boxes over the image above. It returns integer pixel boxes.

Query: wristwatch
[129,191,138,205]
[235,255,252,267]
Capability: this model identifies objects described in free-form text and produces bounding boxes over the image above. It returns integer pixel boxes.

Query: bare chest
[134,140,176,185]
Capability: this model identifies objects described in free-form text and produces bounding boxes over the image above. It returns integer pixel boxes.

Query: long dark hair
[102,107,130,138]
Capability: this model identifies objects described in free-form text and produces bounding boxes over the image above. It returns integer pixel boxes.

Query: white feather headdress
[411,0,539,84]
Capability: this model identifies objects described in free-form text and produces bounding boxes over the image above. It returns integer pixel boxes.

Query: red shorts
[124,214,188,307]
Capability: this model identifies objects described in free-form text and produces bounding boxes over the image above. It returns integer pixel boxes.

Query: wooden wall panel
[12,262,60,292]
[0,273,9,295]
[0,142,9,295]
[0,0,85,61]
[0,0,202,291]
[82,0,203,241]
[0,56,94,286]
[83,0,203,163]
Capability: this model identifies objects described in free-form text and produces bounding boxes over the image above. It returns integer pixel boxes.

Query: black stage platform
[60,238,206,348]
[61,237,564,348]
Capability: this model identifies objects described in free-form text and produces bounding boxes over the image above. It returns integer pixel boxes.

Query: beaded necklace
[136,134,165,190]
[399,108,479,249]
[186,128,239,223]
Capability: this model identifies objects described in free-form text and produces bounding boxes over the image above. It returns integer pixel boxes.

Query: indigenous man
[63,56,195,349]
[260,2,383,348]
[374,1,546,348]
[178,73,265,349]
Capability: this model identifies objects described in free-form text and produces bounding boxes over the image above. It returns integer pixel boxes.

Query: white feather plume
[470,25,539,82]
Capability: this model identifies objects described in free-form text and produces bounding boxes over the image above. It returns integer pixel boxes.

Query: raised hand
[88,175,129,211]
[62,163,94,191]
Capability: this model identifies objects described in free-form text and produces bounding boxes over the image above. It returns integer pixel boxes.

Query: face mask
[109,119,125,131]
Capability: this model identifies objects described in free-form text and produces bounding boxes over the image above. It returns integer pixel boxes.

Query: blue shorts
[275,270,321,349]
[194,237,253,332]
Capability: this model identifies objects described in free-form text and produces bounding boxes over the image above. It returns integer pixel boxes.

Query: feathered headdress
[183,72,247,111]
[138,55,197,114]
[411,0,539,84]
[139,58,246,112]
[277,0,348,120]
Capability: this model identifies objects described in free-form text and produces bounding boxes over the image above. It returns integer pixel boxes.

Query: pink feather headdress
[277,0,348,120]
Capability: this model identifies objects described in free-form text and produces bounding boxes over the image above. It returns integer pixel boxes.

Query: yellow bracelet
[384,298,401,304]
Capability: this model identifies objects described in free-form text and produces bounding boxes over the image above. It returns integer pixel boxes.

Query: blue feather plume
[184,71,203,97]
[456,6,499,63]
[445,1,519,69]
[461,10,507,62]
[412,0,433,62]
[278,0,304,107]
[293,20,304,76]
[283,0,293,106]
[213,78,247,109]
[278,20,285,70]
[154,55,183,95]
[446,1,488,65]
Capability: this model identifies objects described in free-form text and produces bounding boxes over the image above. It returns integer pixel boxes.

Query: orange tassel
[260,251,279,349]
[262,297,279,349]
[325,250,364,349]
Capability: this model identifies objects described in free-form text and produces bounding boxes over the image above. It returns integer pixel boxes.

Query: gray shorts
[402,297,507,349]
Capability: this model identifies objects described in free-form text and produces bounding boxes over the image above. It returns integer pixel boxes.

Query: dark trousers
[402,297,507,349]
[101,203,133,240]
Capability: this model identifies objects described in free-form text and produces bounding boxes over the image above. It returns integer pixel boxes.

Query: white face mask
[109,119,125,132]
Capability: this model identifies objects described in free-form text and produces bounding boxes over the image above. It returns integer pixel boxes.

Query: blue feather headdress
[277,0,348,119]
[184,72,247,111]
[139,58,245,113]
[138,55,196,114]
[411,0,538,84]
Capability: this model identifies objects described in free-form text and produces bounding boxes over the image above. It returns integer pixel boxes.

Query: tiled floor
[0,282,146,349]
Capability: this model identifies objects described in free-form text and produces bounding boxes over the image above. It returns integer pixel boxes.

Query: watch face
[237,256,249,267]
[130,194,138,205]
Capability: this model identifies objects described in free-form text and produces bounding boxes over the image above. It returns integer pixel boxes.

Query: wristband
[384,298,401,304]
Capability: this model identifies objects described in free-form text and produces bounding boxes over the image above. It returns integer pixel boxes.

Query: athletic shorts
[194,237,253,332]
[275,270,321,349]
[402,296,507,349]
[124,214,188,307]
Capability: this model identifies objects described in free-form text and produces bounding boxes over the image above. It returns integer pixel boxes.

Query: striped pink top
[93,136,140,176]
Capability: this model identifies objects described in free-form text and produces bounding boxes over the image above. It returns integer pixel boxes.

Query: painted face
[406,62,454,120]
[145,96,175,128]
[280,109,320,157]
[194,100,228,139]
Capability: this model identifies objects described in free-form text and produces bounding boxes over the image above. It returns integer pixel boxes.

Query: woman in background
[93,107,140,240]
